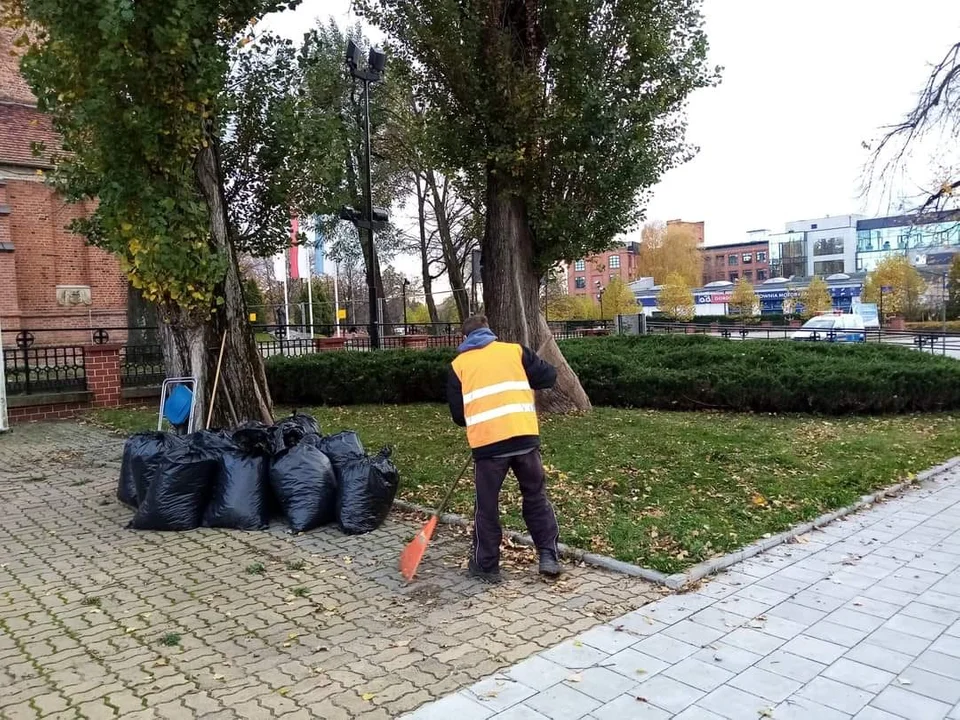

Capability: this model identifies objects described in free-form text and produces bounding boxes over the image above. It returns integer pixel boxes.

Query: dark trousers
[472,449,560,571]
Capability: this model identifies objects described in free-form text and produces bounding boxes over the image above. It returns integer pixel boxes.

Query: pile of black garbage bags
[116,413,400,536]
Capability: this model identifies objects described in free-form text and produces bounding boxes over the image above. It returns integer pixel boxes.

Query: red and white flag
[288,215,309,280]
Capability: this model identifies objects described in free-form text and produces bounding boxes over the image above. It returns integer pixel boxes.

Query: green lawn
[91,405,960,573]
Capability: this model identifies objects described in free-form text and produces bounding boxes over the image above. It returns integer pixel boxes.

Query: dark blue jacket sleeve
[447,367,466,427]
[522,346,558,391]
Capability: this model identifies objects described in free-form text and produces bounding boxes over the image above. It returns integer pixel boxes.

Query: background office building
[856,210,960,272]
[700,232,770,285]
[767,215,862,279]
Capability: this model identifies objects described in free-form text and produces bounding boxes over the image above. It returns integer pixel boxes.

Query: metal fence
[643,321,960,357]
[3,345,87,395]
[0,319,634,397]
[120,345,165,388]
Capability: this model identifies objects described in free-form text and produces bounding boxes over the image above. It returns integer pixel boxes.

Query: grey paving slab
[870,685,953,718]
[0,422,661,720]
[407,463,960,719]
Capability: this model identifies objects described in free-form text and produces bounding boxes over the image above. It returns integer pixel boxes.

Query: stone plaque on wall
[56,285,92,307]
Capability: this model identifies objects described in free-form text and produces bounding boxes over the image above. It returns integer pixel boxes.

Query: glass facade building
[767,231,807,279]
[856,211,960,272]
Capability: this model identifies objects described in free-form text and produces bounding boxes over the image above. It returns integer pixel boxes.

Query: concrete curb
[393,456,960,591]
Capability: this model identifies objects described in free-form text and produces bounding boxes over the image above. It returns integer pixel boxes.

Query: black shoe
[468,559,503,584]
[539,549,563,578]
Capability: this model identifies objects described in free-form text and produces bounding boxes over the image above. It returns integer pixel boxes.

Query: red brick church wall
[0,28,128,347]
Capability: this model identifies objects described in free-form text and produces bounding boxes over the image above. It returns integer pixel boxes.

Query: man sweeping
[447,315,563,583]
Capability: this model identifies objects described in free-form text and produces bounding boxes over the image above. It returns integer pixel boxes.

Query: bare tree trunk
[415,173,440,323]
[427,170,470,322]
[483,170,591,414]
[158,135,273,429]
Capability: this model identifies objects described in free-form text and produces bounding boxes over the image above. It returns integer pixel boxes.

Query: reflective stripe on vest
[452,342,539,449]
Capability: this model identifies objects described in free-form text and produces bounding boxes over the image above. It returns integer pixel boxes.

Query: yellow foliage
[658,272,696,320]
[862,256,926,317]
[729,278,758,317]
[799,276,832,319]
[637,222,703,286]
[599,276,639,320]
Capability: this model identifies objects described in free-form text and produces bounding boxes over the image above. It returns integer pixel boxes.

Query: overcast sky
[263,0,960,261]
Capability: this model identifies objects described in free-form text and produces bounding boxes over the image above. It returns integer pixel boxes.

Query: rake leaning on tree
[447,315,562,583]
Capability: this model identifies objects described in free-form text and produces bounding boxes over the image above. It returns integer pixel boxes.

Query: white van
[791,314,866,343]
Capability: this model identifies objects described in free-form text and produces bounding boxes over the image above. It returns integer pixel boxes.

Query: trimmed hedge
[266,336,960,415]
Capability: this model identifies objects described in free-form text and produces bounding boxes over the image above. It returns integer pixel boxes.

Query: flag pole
[282,264,289,337]
[307,245,315,338]
[334,259,342,338]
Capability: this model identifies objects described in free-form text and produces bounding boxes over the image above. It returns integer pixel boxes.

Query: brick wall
[7,343,126,423]
[0,30,130,346]
[85,345,122,408]
[1,179,128,343]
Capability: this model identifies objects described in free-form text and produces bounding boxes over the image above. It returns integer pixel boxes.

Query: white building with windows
[768,215,862,279]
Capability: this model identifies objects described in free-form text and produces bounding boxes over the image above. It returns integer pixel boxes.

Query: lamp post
[402,278,410,332]
[345,40,386,349]
[596,280,605,322]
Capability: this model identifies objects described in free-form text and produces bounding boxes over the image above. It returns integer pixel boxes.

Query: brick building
[700,235,771,285]
[0,29,128,347]
[567,243,640,297]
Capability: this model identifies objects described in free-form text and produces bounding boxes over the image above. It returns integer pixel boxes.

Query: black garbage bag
[129,441,219,531]
[319,431,365,467]
[337,448,400,535]
[269,413,322,454]
[232,421,274,456]
[269,443,338,533]
[117,432,186,508]
[203,446,270,531]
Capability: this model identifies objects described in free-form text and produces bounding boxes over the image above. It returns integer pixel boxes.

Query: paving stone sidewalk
[406,465,960,719]
[0,422,660,720]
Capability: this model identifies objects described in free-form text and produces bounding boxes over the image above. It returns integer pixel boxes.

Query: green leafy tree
[298,21,409,306]
[799,276,833,319]
[357,0,717,412]
[9,0,308,424]
[293,277,336,329]
[729,279,758,317]
[659,273,696,321]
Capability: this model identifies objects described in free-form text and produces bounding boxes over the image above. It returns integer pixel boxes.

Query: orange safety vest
[452,341,539,449]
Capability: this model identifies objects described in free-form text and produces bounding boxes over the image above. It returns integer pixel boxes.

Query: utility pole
[345,40,387,349]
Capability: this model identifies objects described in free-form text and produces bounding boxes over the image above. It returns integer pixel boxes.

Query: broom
[399,457,473,581]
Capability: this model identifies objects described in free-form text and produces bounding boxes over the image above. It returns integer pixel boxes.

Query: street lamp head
[368,46,387,74]
[371,206,389,223]
[345,39,363,69]
[338,205,359,222]
[403,278,410,288]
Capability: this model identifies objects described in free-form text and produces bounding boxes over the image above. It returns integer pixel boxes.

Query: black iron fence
[120,345,165,388]
[643,321,960,356]
[3,345,87,396]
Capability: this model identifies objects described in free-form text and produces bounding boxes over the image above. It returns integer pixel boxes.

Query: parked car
[792,314,866,343]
